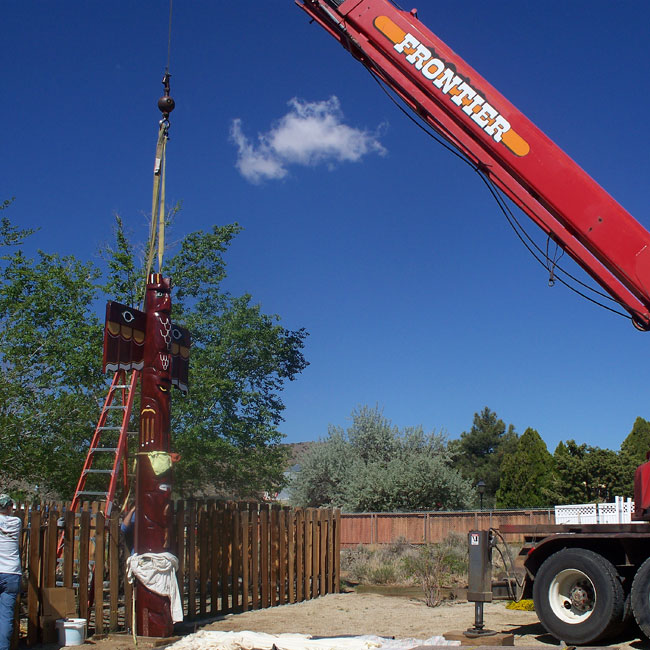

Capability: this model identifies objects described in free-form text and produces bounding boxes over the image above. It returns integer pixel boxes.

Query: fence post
[63,507,75,588]
[250,504,260,610]
[311,510,320,599]
[26,508,41,647]
[232,505,241,611]
[219,503,230,614]
[94,512,105,635]
[109,509,119,631]
[241,507,250,612]
[270,505,279,606]
[319,510,327,596]
[278,508,286,604]
[209,502,219,615]
[304,509,313,600]
[287,509,295,604]
[295,509,304,602]
[199,504,208,617]
[326,509,334,594]
[259,504,269,609]
[79,506,91,623]
[187,500,197,620]
[334,509,341,593]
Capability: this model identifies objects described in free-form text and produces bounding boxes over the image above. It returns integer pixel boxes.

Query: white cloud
[230,97,386,184]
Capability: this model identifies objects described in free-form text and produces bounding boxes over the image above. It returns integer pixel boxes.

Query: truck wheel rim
[548,568,596,624]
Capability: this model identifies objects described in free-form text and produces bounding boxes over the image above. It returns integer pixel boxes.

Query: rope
[158,138,167,273]
[144,125,168,281]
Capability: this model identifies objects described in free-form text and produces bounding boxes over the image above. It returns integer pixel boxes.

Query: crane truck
[296,0,650,645]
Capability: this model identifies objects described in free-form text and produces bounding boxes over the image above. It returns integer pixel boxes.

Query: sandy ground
[31,592,650,649]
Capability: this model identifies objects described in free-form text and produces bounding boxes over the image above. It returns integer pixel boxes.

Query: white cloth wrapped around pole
[126,552,183,623]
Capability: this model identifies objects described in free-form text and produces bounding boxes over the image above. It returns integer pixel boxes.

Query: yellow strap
[157,142,166,272]
[144,126,167,282]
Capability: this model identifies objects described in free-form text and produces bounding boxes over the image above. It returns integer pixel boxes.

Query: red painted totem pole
[103,273,190,636]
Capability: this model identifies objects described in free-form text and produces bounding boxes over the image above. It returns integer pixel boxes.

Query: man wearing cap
[0,495,21,650]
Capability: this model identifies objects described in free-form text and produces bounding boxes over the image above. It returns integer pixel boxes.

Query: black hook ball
[158,95,175,114]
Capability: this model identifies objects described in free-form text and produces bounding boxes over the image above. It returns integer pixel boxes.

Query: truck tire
[532,549,625,645]
[631,557,650,638]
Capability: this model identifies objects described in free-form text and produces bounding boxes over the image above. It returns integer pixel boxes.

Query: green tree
[496,428,553,508]
[549,440,627,504]
[619,417,650,494]
[290,406,475,511]
[448,407,517,507]
[0,214,308,499]
[108,219,309,497]
[0,244,104,496]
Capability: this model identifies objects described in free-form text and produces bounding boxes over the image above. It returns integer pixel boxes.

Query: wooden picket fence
[11,501,341,647]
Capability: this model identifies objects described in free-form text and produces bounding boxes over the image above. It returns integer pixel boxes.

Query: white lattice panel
[555,504,597,524]
[555,497,635,524]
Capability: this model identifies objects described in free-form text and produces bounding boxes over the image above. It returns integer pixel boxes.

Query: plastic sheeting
[126,552,183,623]
[167,630,461,650]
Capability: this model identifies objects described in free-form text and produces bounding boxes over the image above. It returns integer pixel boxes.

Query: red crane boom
[296,0,650,330]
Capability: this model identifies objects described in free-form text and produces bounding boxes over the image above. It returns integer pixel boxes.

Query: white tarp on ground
[167,630,461,650]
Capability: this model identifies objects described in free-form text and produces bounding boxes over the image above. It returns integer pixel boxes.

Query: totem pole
[102,273,190,636]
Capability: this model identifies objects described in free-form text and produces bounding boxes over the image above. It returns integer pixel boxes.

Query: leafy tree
[619,417,650,494]
[163,224,308,495]
[290,405,475,511]
[0,214,308,499]
[0,244,104,496]
[549,440,628,504]
[448,407,517,507]
[496,428,554,508]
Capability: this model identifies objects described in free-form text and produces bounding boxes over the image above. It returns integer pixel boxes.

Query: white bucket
[55,618,87,646]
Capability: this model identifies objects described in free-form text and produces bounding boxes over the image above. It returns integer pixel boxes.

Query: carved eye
[172,328,182,340]
[156,290,167,297]
[122,310,135,323]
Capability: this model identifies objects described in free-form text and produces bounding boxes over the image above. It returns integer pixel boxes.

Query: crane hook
[158,71,175,132]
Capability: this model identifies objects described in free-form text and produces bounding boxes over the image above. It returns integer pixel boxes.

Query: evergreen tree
[448,407,517,507]
[620,417,650,494]
[496,428,553,508]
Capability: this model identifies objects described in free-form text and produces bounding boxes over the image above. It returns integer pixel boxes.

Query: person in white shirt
[0,494,21,650]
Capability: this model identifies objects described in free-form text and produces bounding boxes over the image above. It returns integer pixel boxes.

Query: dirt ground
[31,592,650,650]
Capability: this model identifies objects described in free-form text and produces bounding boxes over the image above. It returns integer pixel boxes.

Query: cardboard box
[41,587,76,619]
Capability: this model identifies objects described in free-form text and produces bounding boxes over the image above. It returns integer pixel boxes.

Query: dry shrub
[341,537,420,585]
[402,533,468,607]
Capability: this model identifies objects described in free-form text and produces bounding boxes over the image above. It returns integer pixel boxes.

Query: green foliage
[290,406,474,511]
[101,214,140,308]
[496,428,554,508]
[164,224,308,496]
[448,407,517,508]
[619,417,650,494]
[548,439,628,504]
[621,417,650,462]
[0,213,308,499]
[0,240,104,496]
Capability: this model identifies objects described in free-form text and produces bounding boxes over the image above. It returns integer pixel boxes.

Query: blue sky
[4,2,650,454]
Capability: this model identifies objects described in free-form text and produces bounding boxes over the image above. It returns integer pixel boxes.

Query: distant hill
[281,441,315,467]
